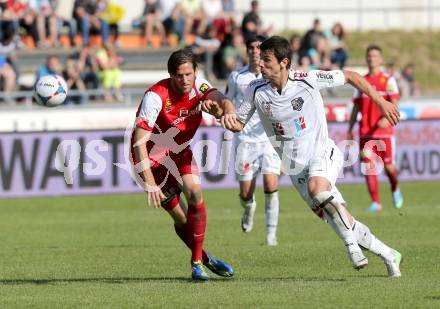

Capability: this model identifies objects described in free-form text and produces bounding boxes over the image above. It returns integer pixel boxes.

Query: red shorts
[131,147,199,211]
[360,137,395,166]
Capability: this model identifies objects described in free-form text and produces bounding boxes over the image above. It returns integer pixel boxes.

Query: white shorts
[235,140,281,182]
[289,142,345,209]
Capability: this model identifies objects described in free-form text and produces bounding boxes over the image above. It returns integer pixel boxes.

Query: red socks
[173,202,207,263]
[174,223,208,263]
[385,168,399,192]
[187,202,207,262]
[365,174,380,203]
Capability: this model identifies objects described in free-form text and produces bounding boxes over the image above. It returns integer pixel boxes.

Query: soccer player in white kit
[203,36,402,277]
[226,35,281,246]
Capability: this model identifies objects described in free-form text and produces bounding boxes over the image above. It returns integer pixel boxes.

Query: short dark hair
[245,35,266,49]
[167,48,198,74]
[260,36,292,69]
[366,44,382,55]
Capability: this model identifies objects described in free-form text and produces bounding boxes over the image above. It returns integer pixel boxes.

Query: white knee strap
[313,191,351,230]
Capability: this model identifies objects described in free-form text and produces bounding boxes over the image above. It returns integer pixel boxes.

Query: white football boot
[384,250,402,278]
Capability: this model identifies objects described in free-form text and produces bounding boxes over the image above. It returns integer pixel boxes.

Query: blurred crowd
[0,0,421,104]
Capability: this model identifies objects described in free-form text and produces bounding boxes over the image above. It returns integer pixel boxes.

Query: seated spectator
[401,63,421,97]
[289,34,301,68]
[241,0,272,42]
[28,0,56,47]
[181,0,203,39]
[36,55,62,81]
[68,46,100,91]
[100,0,125,46]
[3,0,41,47]
[191,24,220,79]
[63,57,87,104]
[95,44,122,101]
[308,35,331,70]
[138,0,165,46]
[0,55,16,101]
[222,0,235,21]
[159,0,185,43]
[219,27,245,78]
[298,55,311,71]
[300,18,322,59]
[73,0,110,46]
[325,22,348,69]
[201,0,224,29]
[49,0,78,47]
[0,25,20,82]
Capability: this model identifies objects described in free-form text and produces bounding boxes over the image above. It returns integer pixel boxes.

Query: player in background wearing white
[226,35,281,246]
[203,36,402,277]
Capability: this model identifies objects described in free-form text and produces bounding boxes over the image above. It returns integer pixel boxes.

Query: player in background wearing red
[130,48,234,281]
[347,45,403,212]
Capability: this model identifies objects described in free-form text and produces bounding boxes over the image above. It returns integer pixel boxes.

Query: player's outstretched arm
[343,70,400,126]
[133,127,166,208]
[201,89,235,118]
[347,104,360,140]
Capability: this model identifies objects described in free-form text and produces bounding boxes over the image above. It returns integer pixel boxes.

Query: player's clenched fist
[201,99,223,118]
[221,112,238,131]
[378,100,400,126]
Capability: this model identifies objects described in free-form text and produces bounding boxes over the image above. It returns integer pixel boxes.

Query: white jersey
[236,69,346,171]
[226,65,268,143]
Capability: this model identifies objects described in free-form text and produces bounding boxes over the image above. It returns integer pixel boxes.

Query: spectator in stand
[36,55,62,81]
[221,0,235,20]
[3,0,40,48]
[28,0,57,47]
[289,34,301,67]
[95,44,122,101]
[300,18,323,59]
[191,24,220,79]
[298,55,311,71]
[202,0,230,42]
[0,54,16,100]
[219,27,245,78]
[73,0,110,46]
[49,0,78,47]
[69,46,100,91]
[241,0,272,42]
[325,22,348,69]
[159,0,184,44]
[308,35,331,70]
[137,0,165,47]
[99,0,125,46]
[0,0,15,43]
[63,57,87,104]
[201,0,224,28]
[0,24,20,83]
[181,0,202,38]
[401,63,421,97]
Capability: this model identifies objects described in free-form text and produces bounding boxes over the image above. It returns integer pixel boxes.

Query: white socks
[352,220,394,261]
[265,191,279,238]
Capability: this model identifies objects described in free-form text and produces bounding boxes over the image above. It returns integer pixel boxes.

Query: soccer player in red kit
[130,48,234,281]
[347,45,403,212]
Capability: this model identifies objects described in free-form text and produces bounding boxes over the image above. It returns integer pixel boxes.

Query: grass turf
[0,181,439,308]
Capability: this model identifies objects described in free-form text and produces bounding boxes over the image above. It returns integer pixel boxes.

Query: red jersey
[353,71,399,137]
[131,76,215,167]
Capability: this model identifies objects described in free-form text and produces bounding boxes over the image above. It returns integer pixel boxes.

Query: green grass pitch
[0,181,439,308]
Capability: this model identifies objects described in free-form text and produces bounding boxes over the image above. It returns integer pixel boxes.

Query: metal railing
[0,88,147,109]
